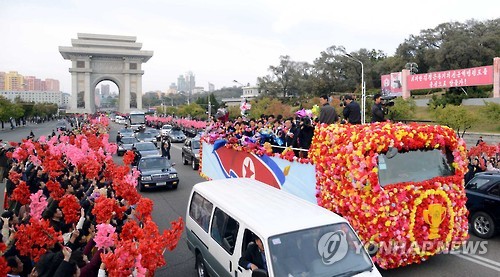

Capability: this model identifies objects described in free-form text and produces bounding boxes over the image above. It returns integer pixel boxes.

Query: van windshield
[377,148,454,187]
[268,223,373,277]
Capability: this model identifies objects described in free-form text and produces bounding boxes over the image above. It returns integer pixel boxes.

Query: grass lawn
[413,106,500,133]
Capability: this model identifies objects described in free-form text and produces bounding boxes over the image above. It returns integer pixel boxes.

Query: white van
[186,178,381,277]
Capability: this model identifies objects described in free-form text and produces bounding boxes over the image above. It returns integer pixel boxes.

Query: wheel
[172,183,178,190]
[471,211,496,239]
[192,158,199,170]
[195,253,207,277]
[183,154,188,165]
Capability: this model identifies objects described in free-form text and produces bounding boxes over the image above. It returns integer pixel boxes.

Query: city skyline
[1,0,498,94]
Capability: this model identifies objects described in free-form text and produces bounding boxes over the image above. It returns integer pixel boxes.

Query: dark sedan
[465,171,500,238]
[117,136,138,156]
[137,156,179,191]
[181,138,200,170]
[168,129,187,143]
[132,142,161,166]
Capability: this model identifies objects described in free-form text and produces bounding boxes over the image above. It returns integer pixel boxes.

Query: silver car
[135,131,156,144]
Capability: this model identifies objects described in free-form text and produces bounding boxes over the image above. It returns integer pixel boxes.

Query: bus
[199,122,469,269]
[129,110,146,131]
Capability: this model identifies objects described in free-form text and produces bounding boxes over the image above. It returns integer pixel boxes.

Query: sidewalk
[0,122,35,133]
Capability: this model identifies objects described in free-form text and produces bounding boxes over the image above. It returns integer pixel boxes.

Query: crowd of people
[465,137,500,183]
[0,115,183,276]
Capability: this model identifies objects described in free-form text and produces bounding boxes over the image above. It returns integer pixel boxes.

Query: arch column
[71,72,78,110]
[137,75,143,110]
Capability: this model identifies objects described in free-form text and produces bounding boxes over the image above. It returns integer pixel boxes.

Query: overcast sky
[1,0,498,94]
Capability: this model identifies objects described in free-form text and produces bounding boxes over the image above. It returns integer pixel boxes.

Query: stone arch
[59,33,153,113]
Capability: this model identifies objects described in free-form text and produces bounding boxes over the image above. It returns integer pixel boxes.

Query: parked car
[182,138,201,170]
[118,128,134,139]
[168,129,187,143]
[136,156,179,191]
[465,171,500,239]
[132,142,161,165]
[117,136,138,156]
[161,124,173,136]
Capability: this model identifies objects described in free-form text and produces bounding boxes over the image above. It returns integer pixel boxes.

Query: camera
[381,96,395,107]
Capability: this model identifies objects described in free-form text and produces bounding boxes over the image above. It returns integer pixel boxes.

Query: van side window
[211,208,239,254]
[189,192,213,232]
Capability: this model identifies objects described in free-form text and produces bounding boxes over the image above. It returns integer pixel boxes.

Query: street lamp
[233,80,244,87]
[343,53,366,124]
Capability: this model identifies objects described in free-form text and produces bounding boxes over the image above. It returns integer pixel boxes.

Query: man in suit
[318,94,339,124]
[238,235,267,273]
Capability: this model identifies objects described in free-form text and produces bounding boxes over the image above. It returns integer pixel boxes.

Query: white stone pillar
[137,75,142,110]
[124,73,131,112]
[71,72,78,111]
[401,69,411,99]
[84,72,91,113]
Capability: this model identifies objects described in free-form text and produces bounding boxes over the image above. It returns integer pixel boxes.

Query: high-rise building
[168,83,177,94]
[101,84,110,98]
[45,79,60,91]
[186,71,195,94]
[24,76,36,91]
[177,75,186,92]
[4,71,24,90]
[0,72,5,90]
[208,82,215,92]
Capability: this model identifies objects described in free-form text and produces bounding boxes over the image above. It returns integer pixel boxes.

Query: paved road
[1,121,499,277]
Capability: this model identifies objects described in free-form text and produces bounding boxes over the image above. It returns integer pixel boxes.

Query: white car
[161,124,173,136]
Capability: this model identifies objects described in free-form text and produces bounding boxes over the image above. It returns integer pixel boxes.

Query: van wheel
[192,158,199,170]
[196,253,207,277]
[183,154,188,165]
[471,211,496,239]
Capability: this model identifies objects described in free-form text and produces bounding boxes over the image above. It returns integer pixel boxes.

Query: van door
[208,208,240,276]
[235,229,260,277]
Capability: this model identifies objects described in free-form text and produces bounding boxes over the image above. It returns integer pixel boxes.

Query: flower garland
[309,122,468,269]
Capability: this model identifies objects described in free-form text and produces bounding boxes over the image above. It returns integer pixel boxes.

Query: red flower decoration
[119,220,143,241]
[123,150,135,166]
[135,198,154,221]
[59,194,81,224]
[46,180,65,201]
[12,181,30,205]
[8,171,22,184]
[15,218,63,262]
[92,197,116,224]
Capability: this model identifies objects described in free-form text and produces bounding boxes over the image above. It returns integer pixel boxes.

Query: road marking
[451,253,500,272]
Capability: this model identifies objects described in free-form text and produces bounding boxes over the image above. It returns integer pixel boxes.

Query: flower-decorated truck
[199,122,469,269]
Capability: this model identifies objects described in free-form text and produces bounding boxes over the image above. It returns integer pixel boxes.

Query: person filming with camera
[371,93,386,123]
[342,94,361,124]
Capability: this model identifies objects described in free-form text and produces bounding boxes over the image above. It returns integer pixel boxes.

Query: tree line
[257,18,500,99]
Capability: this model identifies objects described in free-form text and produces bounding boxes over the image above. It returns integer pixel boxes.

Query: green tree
[481,102,500,123]
[433,105,477,137]
[386,97,417,121]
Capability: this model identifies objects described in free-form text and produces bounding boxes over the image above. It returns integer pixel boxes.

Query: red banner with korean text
[407,65,493,90]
